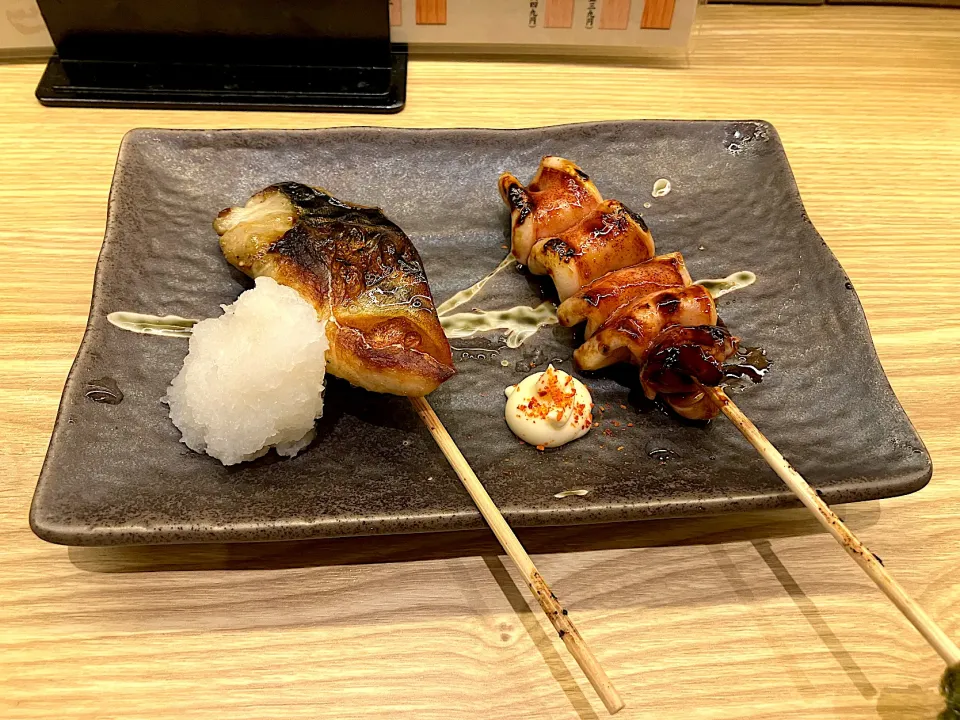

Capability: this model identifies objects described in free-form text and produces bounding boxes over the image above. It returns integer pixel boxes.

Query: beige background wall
[0,0,50,56]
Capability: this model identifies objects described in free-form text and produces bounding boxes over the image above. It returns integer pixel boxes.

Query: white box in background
[0,0,50,58]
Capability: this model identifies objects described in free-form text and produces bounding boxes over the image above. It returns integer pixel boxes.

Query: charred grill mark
[644,344,723,392]
[574,167,590,181]
[505,184,533,225]
[543,238,577,263]
[277,182,401,233]
[270,208,431,306]
[270,224,327,274]
[657,294,681,315]
[707,325,727,343]
[274,182,332,209]
[623,205,649,232]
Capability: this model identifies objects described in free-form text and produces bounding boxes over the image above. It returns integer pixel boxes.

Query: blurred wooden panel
[600,0,632,29]
[641,0,675,28]
[545,0,576,28]
[416,0,446,25]
[390,0,403,26]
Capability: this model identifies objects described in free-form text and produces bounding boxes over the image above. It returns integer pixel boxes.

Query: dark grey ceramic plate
[30,121,931,546]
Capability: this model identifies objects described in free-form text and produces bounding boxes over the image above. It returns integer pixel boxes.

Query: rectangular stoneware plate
[30,121,932,546]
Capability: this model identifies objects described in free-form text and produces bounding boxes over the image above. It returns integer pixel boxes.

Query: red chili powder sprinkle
[519,369,576,421]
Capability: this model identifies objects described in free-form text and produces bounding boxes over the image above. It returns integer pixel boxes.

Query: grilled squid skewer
[499,156,739,419]
[497,160,960,696]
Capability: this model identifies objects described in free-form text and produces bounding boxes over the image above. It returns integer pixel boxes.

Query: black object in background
[34,0,406,113]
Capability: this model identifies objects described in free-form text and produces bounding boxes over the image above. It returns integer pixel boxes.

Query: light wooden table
[2,6,959,719]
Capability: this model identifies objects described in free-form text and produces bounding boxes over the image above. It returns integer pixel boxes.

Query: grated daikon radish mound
[166,276,329,465]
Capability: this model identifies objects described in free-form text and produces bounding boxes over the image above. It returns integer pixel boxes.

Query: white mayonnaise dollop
[503,365,593,449]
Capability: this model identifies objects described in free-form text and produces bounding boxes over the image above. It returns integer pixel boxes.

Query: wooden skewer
[702,386,960,666]
[409,396,625,715]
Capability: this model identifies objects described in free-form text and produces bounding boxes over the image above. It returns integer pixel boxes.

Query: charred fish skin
[268,186,428,310]
[215,183,455,397]
[274,182,398,229]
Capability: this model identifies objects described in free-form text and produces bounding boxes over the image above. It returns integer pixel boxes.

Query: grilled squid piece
[557,252,691,338]
[527,200,655,301]
[640,325,738,397]
[661,391,720,421]
[573,285,717,371]
[498,156,603,265]
[640,325,739,420]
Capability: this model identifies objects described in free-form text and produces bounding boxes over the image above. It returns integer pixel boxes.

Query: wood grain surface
[1,6,959,719]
